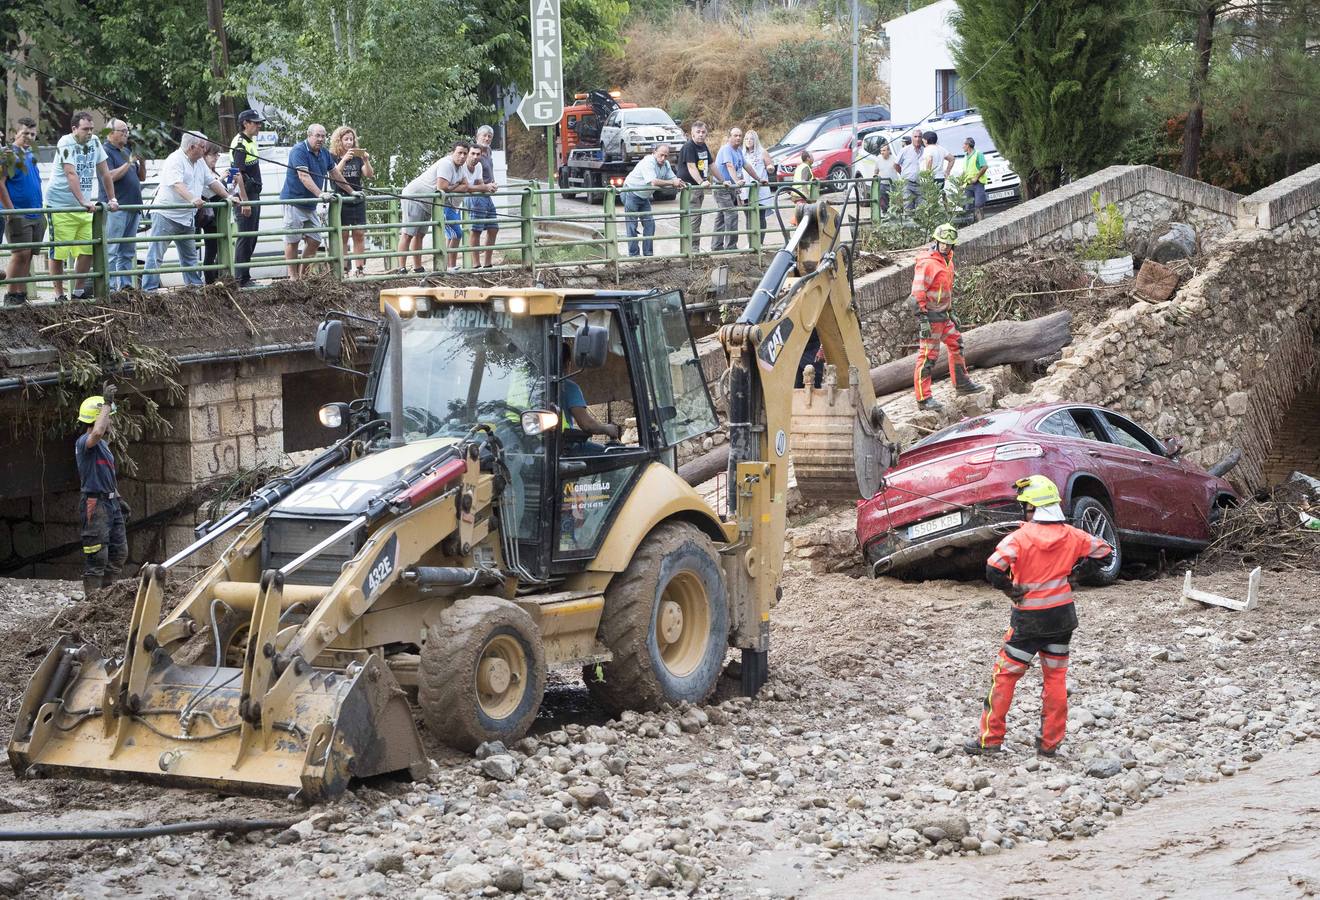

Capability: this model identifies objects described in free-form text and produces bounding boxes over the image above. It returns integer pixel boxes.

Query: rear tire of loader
[584,522,729,715]
[419,596,546,753]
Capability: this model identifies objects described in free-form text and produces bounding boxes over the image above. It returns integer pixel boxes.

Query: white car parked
[599,108,685,163]
[854,113,1021,205]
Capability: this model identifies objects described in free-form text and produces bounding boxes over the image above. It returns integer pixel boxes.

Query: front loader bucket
[791,363,897,502]
[8,636,426,801]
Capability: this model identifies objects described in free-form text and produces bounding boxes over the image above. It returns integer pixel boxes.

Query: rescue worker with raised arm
[965,475,1113,757]
[76,384,129,598]
[911,223,984,411]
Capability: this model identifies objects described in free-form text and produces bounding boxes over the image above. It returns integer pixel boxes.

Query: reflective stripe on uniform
[1044,643,1070,654]
[1018,576,1071,592]
[1039,652,1069,669]
[1003,643,1035,664]
[83,543,103,554]
[1014,592,1075,610]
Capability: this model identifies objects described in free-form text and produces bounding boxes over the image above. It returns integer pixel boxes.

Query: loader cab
[351,288,719,580]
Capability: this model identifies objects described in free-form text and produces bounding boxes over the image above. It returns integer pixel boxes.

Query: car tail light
[609,176,625,187]
[968,442,1044,464]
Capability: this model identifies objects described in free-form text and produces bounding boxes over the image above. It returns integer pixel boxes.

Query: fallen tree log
[869,309,1072,396]
[678,310,1074,487]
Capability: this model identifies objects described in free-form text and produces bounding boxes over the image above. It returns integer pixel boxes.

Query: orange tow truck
[555,89,684,203]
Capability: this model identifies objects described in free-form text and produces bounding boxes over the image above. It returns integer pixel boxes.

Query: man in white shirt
[141,132,233,291]
[396,140,473,274]
[896,129,924,210]
[622,144,684,257]
[921,130,955,185]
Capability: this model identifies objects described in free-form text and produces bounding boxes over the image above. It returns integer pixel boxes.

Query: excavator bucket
[8,569,426,800]
[791,362,896,502]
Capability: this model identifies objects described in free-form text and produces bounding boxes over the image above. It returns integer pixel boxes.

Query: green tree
[3,0,223,151]
[231,0,486,181]
[951,0,1141,198]
[1129,0,1319,190]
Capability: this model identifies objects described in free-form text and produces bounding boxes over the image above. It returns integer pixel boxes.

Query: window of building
[936,70,967,115]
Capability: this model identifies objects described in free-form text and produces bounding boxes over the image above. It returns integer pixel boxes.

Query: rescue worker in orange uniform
[965,475,1114,757]
[911,223,984,411]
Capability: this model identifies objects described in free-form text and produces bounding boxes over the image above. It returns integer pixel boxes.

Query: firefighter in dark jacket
[76,385,129,597]
[965,475,1113,757]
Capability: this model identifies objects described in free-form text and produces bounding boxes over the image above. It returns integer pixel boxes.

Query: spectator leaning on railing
[45,111,120,301]
[622,143,684,258]
[713,127,755,252]
[198,146,227,285]
[741,130,773,234]
[678,121,712,251]
[397,139,472,274]
[330,126,374,277]
[102,119,146,292]
[1,117,44,306]
[141,131,233,292]
[467,125,500,270]
[280,124,340,280]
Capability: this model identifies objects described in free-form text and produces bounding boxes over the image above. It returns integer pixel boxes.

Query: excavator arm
[719,199,898,693]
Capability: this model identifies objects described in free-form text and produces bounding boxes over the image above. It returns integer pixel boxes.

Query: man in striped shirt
[965,475,1113,757]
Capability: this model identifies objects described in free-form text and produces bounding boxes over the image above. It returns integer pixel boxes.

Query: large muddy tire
[1072,496,1121,586]
[584,522,729,714]
[419,596,546,752]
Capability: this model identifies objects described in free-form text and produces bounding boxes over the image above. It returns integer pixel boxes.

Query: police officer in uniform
[230,110,265,286]
[76,385,129,597]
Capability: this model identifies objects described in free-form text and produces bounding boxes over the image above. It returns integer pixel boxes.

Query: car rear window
[909,413,1016,450]
[1037,410,1085,438]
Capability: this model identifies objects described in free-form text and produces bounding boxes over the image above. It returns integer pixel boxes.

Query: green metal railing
[0,176,931,304]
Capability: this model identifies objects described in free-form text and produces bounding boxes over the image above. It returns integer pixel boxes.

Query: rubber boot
[917,397,944,412]
[82,575,102,599]
[954,364,986,395]
[963,738,1003,756]
[1035,738,1059,758]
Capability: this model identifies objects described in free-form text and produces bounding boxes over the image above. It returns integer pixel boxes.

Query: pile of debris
[1195,473,1320,573]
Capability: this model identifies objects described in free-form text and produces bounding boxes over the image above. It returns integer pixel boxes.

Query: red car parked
[774,121,887,191]
[856,403,1239,581]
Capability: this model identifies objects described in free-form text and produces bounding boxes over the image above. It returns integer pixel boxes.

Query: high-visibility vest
[230,133,262,185]
[987,521,1112,611]
[964,150,989,186]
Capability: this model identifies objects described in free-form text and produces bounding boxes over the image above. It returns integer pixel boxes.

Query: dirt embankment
[0,559,1317,898]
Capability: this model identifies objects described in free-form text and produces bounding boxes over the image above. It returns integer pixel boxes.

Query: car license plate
[908,511,962,540]
[987,189,1016,201]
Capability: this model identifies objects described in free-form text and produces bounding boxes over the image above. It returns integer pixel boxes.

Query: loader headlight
[521,408,561,436]
[318,402,349,428]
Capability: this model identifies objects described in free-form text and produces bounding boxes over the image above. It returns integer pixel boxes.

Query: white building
[882,0,966,125]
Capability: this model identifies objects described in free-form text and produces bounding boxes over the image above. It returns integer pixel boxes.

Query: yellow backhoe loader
[9,198,897,800]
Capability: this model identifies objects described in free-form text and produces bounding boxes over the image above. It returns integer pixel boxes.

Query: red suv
[856,403,1239,581]
[774,122,886,191]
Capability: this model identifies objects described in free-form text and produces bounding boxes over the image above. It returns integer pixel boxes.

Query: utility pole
[206,0,238,144]
[850,0,860,167]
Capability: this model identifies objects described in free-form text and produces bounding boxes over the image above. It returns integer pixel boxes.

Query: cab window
[634,290,719,448]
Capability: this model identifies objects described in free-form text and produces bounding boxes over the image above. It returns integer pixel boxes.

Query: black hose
[0,818,299,842]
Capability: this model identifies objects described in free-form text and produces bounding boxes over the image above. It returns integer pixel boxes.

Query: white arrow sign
[516,0,564,128]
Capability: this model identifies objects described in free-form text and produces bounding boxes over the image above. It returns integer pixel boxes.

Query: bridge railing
[0,176,956,303]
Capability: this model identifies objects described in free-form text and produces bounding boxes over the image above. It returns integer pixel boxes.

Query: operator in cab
[76,384,129,598]
[560,340,620,455]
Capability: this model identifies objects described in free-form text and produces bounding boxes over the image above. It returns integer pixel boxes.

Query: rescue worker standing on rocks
[911,223,984,411]
[76,385,128,597]
[965,475,1113,757]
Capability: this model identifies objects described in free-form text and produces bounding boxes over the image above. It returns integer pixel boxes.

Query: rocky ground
[0,557,1317,898]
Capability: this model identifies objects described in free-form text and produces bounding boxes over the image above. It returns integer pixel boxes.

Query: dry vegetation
[508,11,885,178]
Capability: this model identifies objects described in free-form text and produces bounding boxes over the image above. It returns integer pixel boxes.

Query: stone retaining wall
[854,165,1244,366]
[1009,164,1320,492]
